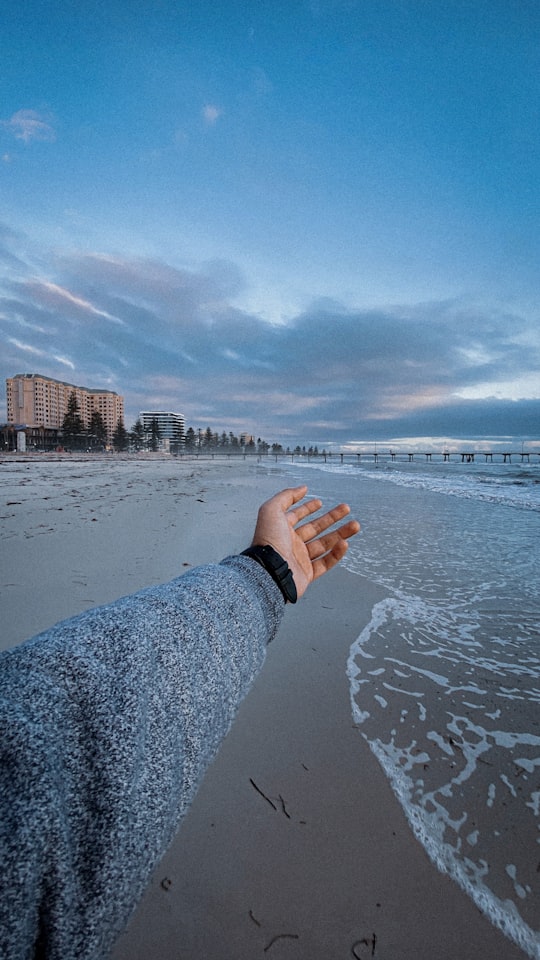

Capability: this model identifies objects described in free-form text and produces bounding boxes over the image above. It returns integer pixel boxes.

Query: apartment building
[139,411,185,449]
[6,373,124,441]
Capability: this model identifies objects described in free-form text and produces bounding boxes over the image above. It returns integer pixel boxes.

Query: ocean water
[281,456,540,959]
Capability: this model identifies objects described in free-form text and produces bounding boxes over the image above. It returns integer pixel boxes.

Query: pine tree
[61,391,85,449]
[131,419,145,451]
[112,418,128,451]
[184,427,196,451]
[88,410,107,449]
[256,438,268,455]
[149,418,161,452]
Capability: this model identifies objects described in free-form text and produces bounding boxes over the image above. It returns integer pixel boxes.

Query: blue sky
[1,0,539,448]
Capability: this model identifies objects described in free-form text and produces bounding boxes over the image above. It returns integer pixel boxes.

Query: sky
[1,0,539,450]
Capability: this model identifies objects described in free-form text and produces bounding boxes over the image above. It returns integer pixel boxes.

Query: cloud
[1,109,56,144]
[53,354,76,369]
[7,337,46,357]
[202,104,222,125]
[0,223,538,442]
[6,336,74,370]
[455,372,540,402]
[25,281,125,325]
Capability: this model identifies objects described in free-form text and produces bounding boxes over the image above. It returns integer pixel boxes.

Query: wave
[285,459,540,512]
[347,592,540,959]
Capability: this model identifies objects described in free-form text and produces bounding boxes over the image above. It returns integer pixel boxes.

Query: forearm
[0,556,284,960]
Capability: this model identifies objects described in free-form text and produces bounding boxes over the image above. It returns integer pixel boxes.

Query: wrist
[241,545,298,604]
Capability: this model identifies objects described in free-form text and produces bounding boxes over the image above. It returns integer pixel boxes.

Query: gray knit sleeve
[0,556,284,960]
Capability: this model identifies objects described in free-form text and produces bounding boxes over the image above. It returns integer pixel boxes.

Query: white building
[139,411,185,450]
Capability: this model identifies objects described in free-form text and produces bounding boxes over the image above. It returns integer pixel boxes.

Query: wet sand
[0,455,526,958]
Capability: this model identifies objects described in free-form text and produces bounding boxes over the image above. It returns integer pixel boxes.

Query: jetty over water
[317,450,540,465]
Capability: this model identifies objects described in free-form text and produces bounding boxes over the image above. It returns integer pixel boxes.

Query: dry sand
[1,454,271,651]
[0,455,526,958]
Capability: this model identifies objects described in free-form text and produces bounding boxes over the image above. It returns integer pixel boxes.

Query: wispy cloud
[26,281,125,325]
[7,337,46,356]
[202,104,222,125]
[6,336,74,370]
[1,109,56,144]
[52,354,75,369]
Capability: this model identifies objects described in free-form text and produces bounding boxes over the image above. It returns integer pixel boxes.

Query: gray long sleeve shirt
[0,555,284,960]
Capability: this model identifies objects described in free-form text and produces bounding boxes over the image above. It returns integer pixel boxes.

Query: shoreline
[113,563,526,960]
[1,458,527,958]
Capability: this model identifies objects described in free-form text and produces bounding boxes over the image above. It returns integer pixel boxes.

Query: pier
[316,450,539,465]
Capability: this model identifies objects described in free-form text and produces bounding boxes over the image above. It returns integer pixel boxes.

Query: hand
[250,485,360,599]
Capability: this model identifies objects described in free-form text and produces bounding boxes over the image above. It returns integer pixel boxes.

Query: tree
[112,418,128,451]
[149,418,161,452]
[203,427,215,448]
[130,418,145,451]
[184,427,196,452]
[61,391,85,449]
[87,410,107,449]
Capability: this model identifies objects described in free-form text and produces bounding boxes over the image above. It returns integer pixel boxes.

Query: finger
[287,497,322,526]
[306,520,360,560]
[311,538,351,581]
[296,503,352,542]
[270,485,308,513]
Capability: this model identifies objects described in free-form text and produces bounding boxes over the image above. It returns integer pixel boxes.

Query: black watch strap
[241,545,298,604]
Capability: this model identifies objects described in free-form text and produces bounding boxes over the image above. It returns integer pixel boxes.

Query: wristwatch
[241,544,298,604]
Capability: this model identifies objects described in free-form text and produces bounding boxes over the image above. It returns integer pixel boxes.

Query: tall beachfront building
[6,373,124,441]
[139,411,185,448]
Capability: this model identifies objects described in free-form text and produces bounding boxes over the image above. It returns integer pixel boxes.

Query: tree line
[182,427,324,458]
[61,391,325,457]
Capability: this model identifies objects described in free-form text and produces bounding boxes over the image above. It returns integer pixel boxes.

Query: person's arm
[0,487,358,960]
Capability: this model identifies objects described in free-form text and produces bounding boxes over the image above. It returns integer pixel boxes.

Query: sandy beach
[0,455,526,959]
